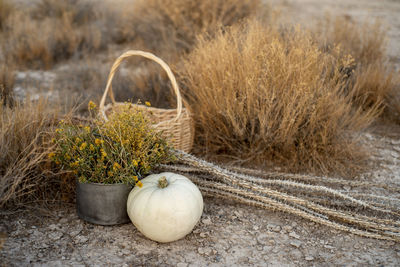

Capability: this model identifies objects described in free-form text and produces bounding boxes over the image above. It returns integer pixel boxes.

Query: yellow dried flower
[136,181,143,188]
[48,152,56,159]
[88,101,97,110]
[132,160,138,167]
[113,162,121,171]
[100,148,107,161]
[75,137,82,144]
[89,144,95,151]
[95,138,104,146]
[145,101,151,107]
[79,142,87,151]
[133,175,138,181]
[84,126,91,133]
[69,161,79,168]
[55,128,63,133]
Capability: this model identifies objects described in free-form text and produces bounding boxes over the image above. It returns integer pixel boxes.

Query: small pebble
[256,233,269,245]
[305,256,314,261]
[283,226,293,232]
[289,249,303,259]
[202,218,212,225]
[75,235,89,244]
[48,232,63,241]
[290,240,302,248]
[289,232,300,239]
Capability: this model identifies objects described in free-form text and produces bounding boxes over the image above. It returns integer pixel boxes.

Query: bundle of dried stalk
[159,150,400,242]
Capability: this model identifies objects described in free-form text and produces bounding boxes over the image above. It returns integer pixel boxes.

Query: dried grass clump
[319,16,387,65]
[0,98,60,208]
[319,16,400,122]
[320,16,386,66]
[0,0,13,30]
[131,0,264,57]
[2,12,77,68]
[33,0,96,26]
[1,0,104,69]
[349,63,400,121]
[0,62,15,106]
[180,21,377,175]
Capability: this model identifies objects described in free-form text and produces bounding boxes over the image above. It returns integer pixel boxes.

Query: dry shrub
[1,1,104,69]
[320,16,387,66]
[0,98,60,208]
[349,63,400,119]
[319,16,400,122]
[349,63,400,123]
[131,0,264,57]
[0,0,13,30]
[180,21,377,175]
[0,62,15,106]
[33,0,96,26]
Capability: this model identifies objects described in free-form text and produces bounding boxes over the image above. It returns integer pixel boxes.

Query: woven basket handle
[99,50,183,121]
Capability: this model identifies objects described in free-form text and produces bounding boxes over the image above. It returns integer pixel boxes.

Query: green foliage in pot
[49,102,176,186]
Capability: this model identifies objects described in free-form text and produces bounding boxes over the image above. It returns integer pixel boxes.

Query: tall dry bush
[320,16,387,65]
[179,21,378,175]
[0,98,60,208]
[3,13,78,68]
[131,0,264,57]
[349,63,400,120]
[1,0,103,69]
[33,0,96,26]
[319,16,400,122]
[0,0,13,30]
[0,62,15,106]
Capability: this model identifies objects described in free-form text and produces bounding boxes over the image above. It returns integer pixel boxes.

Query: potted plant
[49,102,175,225]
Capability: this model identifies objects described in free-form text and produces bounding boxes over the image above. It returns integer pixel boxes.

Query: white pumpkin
[127,172,203,243]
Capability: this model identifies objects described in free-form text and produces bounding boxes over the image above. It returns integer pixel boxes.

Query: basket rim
[104,102,191,114]
[99,50,186,124]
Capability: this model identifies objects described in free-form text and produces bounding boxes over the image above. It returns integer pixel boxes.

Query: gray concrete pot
[76,182,133,225]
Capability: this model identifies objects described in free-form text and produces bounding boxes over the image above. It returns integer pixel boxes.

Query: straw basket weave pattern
[99,50,193,152]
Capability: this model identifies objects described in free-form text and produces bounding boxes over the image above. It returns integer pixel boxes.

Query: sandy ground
[1,0,400,266]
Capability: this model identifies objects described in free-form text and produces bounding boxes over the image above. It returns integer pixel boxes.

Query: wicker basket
[99,50,193,152]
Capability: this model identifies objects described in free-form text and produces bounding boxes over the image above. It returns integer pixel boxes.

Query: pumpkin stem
[158,176,168,188]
